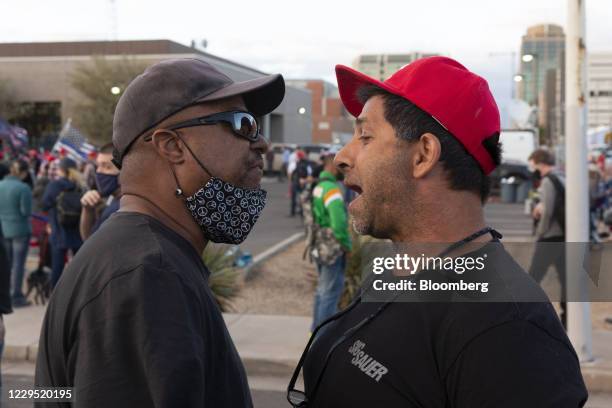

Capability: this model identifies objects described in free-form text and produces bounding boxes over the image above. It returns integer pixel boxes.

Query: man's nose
[251,134,269,154]
[334,139,354,174]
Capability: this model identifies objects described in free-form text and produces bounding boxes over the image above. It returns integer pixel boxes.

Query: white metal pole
[565,0,593,362]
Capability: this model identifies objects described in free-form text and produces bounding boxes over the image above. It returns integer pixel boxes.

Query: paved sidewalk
[2,305,612,392]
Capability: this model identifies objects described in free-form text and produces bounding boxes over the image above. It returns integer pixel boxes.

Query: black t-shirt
[302,242,588,408]
[35,212,252,407]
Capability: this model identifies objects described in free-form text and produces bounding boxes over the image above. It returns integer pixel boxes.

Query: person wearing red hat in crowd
[287,57,587,407]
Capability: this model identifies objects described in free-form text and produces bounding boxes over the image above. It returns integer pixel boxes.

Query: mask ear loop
[151,129,215,199]
[172,130,215,177]
[149,128,188,199]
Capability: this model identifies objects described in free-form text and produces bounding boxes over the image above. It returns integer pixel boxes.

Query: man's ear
[411,133,441,179]
[150,130,186,165]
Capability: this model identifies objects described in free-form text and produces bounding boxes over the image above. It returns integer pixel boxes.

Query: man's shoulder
[74,213,203,283]
[429,245,566,353]
[63,214,164,283]
[53,214,192,312]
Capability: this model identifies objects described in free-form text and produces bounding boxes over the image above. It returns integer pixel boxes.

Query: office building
[588,52,612,128]
[286,79,353,144]
[353,52,438,81]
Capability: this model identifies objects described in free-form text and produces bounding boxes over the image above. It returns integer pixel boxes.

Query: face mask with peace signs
[184,177,267,244]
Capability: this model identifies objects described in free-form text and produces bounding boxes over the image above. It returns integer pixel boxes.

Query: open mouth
[344,180,363,212]
[344,180,363,196]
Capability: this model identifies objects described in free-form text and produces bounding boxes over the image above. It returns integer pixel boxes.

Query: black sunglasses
[146,110,261,142]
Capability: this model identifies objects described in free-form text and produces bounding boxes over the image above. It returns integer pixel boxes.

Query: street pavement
[484,200,534,240]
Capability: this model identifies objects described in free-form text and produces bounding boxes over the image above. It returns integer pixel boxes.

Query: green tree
[71,56,145,145]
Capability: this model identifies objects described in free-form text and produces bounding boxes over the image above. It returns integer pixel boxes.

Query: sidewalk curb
[3,344,38,363]
[243,232,305,280]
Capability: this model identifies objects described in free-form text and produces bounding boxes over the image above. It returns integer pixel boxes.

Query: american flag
[0,117,28,151]
[52,119,97,163]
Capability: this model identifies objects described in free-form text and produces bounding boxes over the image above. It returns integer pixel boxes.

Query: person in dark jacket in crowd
[42,158,83,286]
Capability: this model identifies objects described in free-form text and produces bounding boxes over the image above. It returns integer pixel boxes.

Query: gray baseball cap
[112,58,285,168]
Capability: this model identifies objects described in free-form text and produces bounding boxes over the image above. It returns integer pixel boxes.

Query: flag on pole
[0,117,29,152]
[52,119,97,163]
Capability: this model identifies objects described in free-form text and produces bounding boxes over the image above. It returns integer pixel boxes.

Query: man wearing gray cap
[35,58,285,407]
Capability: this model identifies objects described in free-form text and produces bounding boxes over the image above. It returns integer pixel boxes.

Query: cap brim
[196,74,285,116]
[335,65,400,117]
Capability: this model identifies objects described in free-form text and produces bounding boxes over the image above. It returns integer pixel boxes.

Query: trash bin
[516,180,531,203]
[500,177,518,203]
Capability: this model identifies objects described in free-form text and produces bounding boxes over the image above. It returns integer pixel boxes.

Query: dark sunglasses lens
[234,113,258,140]
[288,390,307,407]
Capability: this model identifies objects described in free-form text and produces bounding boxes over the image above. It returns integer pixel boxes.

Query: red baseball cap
[335,56,500,174]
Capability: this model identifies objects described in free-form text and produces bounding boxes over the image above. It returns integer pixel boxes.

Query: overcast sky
[3,0,612,125]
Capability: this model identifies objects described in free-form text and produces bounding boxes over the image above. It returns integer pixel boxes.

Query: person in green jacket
[310,151,351,330]
[0,159,33,307]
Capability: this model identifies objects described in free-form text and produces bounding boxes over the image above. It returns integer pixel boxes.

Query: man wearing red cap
[287,57,587,407]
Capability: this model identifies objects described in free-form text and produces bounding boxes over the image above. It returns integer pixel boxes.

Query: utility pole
[565,0,593,362]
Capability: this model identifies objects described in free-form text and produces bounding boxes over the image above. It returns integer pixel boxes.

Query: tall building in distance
[588,52,612,128]
[517,24,566,145]
[353,52,438,81]
[286,79,353,144]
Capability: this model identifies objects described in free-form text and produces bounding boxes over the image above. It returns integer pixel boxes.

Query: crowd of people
[0,145,121,307]
[0,145,121,389]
